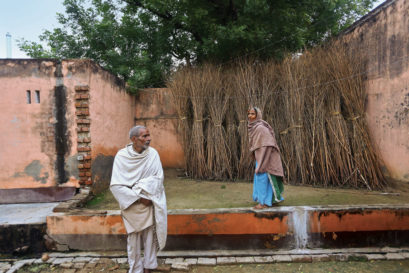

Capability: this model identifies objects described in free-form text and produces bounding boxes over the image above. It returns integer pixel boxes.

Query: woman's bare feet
[253,204,268,209]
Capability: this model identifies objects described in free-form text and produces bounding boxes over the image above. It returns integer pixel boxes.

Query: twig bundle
[168,44,386,189]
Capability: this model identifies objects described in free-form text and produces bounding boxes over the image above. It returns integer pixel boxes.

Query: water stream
[291,206,310,250]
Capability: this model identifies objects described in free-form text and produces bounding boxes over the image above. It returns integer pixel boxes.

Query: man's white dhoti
[110,145,167,273]
[127,226,157,273]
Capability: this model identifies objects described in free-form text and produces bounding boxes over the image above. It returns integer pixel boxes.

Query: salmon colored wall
[88,67,135,158]
[0,60,58,189]
[341,0,409,182]
[310,209,409,233]
[135,89,185,168]
[47,211,289,235]
[46,207,409,236]
[0,59,133,191]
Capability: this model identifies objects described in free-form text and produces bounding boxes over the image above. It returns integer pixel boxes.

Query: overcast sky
[0,0,386,59]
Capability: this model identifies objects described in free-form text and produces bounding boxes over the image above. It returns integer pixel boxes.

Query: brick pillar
[75,85,92,186]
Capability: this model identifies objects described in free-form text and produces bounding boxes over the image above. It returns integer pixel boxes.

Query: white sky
[0,0,386,59]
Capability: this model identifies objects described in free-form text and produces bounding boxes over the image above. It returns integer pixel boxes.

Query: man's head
[129,125,151,153]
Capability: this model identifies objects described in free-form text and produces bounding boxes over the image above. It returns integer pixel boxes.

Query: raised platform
[46,205,409,251]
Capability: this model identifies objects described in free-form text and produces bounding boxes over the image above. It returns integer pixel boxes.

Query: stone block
[171,262,190,271]
[164,258,183,265]
[329,254,349,261]
[183,258,197,265]
[364,254,386,260]
[236,257,255,264]
[115,258,128,264]
[52,258,73,265]
[311,255,331,262]
[273,255,292,262]
[217,257,236,265]
[197,258,216,266]
[254,256,274,263]
[381,247,399,253]
[291,255,312,263]
[385,253,405,260]
[0,263,11,271]
[73,257,93,263]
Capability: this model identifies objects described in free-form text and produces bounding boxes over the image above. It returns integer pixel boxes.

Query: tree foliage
[19,0,376,91]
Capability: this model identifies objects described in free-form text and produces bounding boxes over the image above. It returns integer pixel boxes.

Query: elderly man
[110,126,167,273]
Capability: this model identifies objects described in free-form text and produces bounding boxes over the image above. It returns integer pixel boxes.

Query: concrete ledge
[46,205,409,251]
[0,187,76,204]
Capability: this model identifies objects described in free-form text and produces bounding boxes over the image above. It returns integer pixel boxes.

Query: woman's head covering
[248,107,279,152]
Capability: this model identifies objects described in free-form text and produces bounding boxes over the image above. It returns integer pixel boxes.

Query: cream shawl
[110,144,167,249]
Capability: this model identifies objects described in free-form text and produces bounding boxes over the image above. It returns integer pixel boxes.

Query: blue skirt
[253,162,284,206]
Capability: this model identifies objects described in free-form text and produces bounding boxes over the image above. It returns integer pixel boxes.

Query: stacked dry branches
[168,44,386,189]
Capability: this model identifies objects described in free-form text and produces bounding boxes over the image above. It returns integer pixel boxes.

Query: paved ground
[1,249,409,273]
[0,203,58,225]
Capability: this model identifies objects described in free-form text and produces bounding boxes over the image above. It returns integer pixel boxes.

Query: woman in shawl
[248,107,284,209]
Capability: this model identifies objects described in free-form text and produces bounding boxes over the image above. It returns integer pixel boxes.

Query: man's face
[131,128,151,153]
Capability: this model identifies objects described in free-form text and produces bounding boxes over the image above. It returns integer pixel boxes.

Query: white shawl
[110,144,167,250]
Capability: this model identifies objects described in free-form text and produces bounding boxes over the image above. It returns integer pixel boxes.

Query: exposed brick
[77,138,84,143]
[78,164,84,169]
[77,119,91,124]
[84,155,92,160]
[83,137,91,143]
[86,172,92,177]
[80,177,87,182]
[85,179,93,185]
[76,110,90,116]
[80,94,90,99]
[78,147,91,152]
[79,172,85,177]
[75,85,89,91]
[75,94,82,100]
[81,127,90,132]
[84,163,91,168]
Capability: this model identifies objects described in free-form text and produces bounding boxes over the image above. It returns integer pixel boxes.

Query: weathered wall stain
[340,0,409,181]
[54,61,69,184]
[12,160,49,184]
[66,155,79,179]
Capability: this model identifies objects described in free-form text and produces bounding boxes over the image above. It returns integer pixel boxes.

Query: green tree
[19,0,376,91]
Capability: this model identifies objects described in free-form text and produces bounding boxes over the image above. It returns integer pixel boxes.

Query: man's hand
[139,198,152,206]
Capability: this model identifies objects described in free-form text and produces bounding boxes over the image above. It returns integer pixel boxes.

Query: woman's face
[247,109,257,122]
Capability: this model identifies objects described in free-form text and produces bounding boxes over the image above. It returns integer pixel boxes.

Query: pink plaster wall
[0,59,135,191]
[87,65,135,158]
[134,89,185,168]
[342,0,409,182]
[0,60,58,189]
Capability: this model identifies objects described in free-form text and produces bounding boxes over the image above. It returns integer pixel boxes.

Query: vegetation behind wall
[168,44,385,190]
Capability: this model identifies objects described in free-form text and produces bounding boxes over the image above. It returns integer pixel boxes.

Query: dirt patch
[85,169,409,210]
